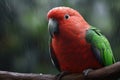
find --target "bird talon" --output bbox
[83,69,93,76]
[55,71,70,80]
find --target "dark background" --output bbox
[0,0,120,74]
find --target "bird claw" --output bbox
[55,71,70,80]
[83,69,93,76]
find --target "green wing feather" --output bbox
[86,26,115,66]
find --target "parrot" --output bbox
[47,6,115,79]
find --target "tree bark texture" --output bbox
[0,62,120,80]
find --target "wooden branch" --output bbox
[85,61,120,80]
[0,62,120,80]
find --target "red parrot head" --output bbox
[47,7,88,38]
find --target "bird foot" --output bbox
[83,69,93,76]
[55,71,70,80]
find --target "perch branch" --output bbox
[0,62,119,80]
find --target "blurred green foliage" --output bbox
[0,0,120,74]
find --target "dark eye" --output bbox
[64,14,70,19]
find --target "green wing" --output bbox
[86,26,115,66]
